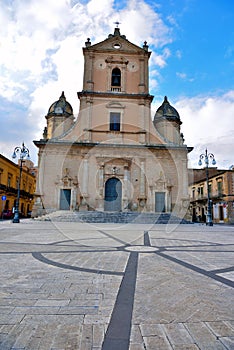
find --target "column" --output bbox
[138,104,146,143]
[71,189,75,210]
[139,160,146,197]
[138,58,145,93]
[182,159,188,197]
[122,65,126,92]
[167,186,172,212]
[99,165,104,196]
[87,100,93,142]
[107,64,112,91]
[87,53,94,91]
[123,165,130,211]
[124,166,129,197]
[82,158,89,197]
[81,99,92,142]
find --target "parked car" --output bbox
[2,210,13,219]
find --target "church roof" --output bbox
[84,26,150,55]
[48,91,73,116]
[154,96,181,123]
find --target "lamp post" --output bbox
[198,149,216,226]
[12,142,30,223]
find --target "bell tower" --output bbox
[44,91,74,139]
[77,26,154,144]
[154,96,184,144]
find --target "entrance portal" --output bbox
[60,189,71,210]
[219,205,224,221]
[104,178,122,211]
[155,192,165,212]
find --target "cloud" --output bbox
[0,0,233,172]
[0,0,173,105]
[224,45,234,59]
[176,72,187,79]
[119,0,172,47]
[176,72,194,82]
[0,0,175,164]
[176,50,182,59]
[0,1,67,102]
[151,48,171,68]
[87,0,114,15]
[176,91,234,169]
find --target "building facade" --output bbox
[33,27,192,219]
[189,168,234,224]
[0,154,36,218]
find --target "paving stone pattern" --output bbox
[0,220,233,349]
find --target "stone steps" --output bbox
[35,211,191,224]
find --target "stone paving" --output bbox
[0,219,233,349]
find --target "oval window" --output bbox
[113,42,121,49]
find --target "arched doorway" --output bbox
[104,178,122,211]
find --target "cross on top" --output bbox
[114,21,121,28]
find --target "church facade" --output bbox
[33,27,192,219]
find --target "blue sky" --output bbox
[157,0,234,98]
[0,0,233,168]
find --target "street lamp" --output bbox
[198,149,216,226]
[12,142,30,223]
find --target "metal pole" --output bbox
[12,159,23,223]
[205,157,213,226]
[1,201,4,220]
[198,148,215,226]
[12,143,30,223]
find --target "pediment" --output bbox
[106,101,125,109]
[87,36,146,54]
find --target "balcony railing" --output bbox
[190,190,225,202]
[111,87,121,92]
[0,184,33,199]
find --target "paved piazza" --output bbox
[0,220,233,350]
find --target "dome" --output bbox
[154,96,181,123]
[48,91,73,116]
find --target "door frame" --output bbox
[155,191,166,213]
[104,177,122,212]
[59,189,71,210]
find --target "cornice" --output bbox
[77,90,154,102]
[33,139,193,152]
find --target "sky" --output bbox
[0,0,233,169]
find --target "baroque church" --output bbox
[32,27,193,219]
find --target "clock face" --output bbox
[95,59,106,70]
[55,107,63,114]
[128,61,139,72]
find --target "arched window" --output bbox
[111,68,121,86]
